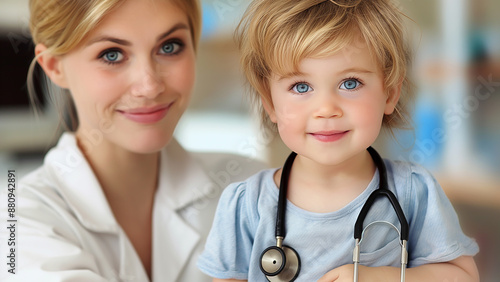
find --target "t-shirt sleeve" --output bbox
[405,164,479,267]
[197,181,257,279]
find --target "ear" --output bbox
[261,96,277,123]
[384,82,402,115]
[35,44,69,88]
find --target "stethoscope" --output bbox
[260,147,409,282]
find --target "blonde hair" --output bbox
[28,0,201,131]
[236,0,414,131]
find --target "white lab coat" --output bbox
[0,133,265,282]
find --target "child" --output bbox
[197,0,479,281]
[0,0,264,281]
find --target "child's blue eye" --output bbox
[340,79,360,90]
[292,83,312,94]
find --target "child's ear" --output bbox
[384,82,402,115]
[261,96,277,123]
[35,44,69,89]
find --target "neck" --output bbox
[76,134,159,207]
[292,150,375,191]
[276,149,377,213]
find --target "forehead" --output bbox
[85,0,189,41]
[274,34,379,79]
[271,25,368,73]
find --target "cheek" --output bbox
[166,56,196,95]
[65,58,124,102]
[352,101,385,135]
[83,75,126,113]
[70,73,129,132]
[270,93,302,125]
[274,102,302,131]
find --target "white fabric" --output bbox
[0,132,265,282]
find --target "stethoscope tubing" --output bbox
[354,147,409,241]
[265,147,409,282]
[275,151,297,239]
[353,147,409,282]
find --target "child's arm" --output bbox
[318,255,479,282]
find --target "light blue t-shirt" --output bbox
[197,159,479,281]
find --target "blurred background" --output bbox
[0,0,499,280]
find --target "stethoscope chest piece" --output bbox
[260,245,300,282]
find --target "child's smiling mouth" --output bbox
[309,130,349,142]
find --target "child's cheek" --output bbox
[275,104,300,131]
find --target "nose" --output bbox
[314,92,343,119]
[130,60,166,98]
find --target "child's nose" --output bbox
[314,92,343,118]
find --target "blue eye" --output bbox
[340,79,360,90]
[99,49,124,65]
[160,42,182,54]
[292,83,312,94]
[104,51,121,62]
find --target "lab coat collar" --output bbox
[45,133,215,281]
[152,203,200,281]
[44,133,215,233]
[45,133,118,233]
[154,139,214,281]
[156,138,215,211]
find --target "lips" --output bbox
[117,103,172,124]
[309,130,349,142]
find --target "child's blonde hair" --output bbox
[236,0,413,131]
[28,0,201,130]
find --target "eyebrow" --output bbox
[86,23,189,47]
[277,71,306,82]
[277,67,375,82]
[337,68,375,75]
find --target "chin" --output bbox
[126,132,174,154]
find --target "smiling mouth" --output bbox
[309,130,349,142]
[117,103,172,124]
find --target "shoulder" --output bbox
[18,165,59,199]
[218,168,277,206]
[193,151,267,179]
[198,169,276,279]
[5,164,83,246]
[383,159,444,209]
[188,150,269,193]
[384,158,440,193]
[16,132,88,206]
[17,141,74,212]
[214,168,277,223]
[383,158,452,216]
[13,133,116,233]
[382,160,480,263]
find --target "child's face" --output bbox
[54,0,195,154]
[266,41,399,166]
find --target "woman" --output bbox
[0,0,263,281]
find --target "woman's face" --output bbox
[55,0,195,154]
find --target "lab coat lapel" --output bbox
[158,139,217,210]
[118,229,150,281]
[153,207,200,281]
[152,139,214,281]
[45,133,118,233]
